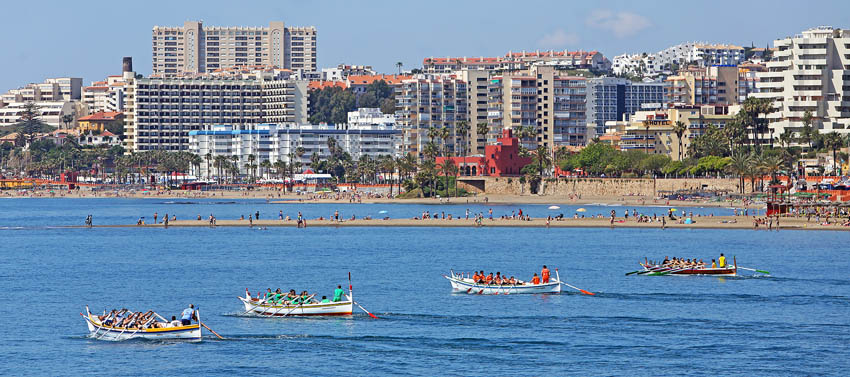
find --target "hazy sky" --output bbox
[1,0,847,90]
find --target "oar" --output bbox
[200,322,224,340]
[281,294,316,318]
[636,267,664,275]
[354,301,379,319]
[654,267,687,276]
[738,266,770,274]
[559,281,595,296]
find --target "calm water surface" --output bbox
[0,198,847,375]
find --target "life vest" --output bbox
[541,268,550,282]
[719,256,726,268]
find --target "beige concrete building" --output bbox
[488,65,587,149]
[395,75,468,159]
[751,26,850,139]
[605,104,742,160]
[665,66,740,106]
[152,21,316,76]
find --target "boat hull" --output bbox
[83,314,201,341]
[444,275,561,294]
[240,296,353,316]
[640,264,737,277]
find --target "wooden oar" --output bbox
[559,281,595,296]
[738,266,770,274]
[654,267,687,276]
[281,294,316,318]
[354,301,379,319]
[200,322,224,340]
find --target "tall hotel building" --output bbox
[151,21,317,75]
[120,58,308,153]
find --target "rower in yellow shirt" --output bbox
[718,253,726,268]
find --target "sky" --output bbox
[1,0,848,91]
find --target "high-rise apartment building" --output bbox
[151,21,316,76]
[395,75,468,159]
[488,66,587,148]
[422,50,609,74]
[585,77,667,136]
[752,26,850,138]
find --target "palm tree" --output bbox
[800,110,815,152]
[726,152,753,194]
[247,154,257,182]
[760,154,784,185]
[204,152,212,180]
[476,122,489,155]
[437,159,456,197]
[379,155,396,196]
[440,126,451,158]
[396,62,403,75]
[824,131,843,175]
[535,144,552,178]
[673,121,687,161]
[643,120,652,155]
[456,121,469,176]
[260,160,271,181]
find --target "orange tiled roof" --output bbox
[308,81,348,90]
[506,50,599,58]
[78,111,123,121]
[347,74,411,86]
[423,57,507,65]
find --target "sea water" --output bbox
[0,199,847,375]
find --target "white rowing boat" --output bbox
[239,289,354,316]
[443,270,562,295]
[81,306,202,341]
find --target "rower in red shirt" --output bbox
[541,265,551,283]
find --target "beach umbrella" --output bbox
[548,205,560,210]
[576,208,586,212]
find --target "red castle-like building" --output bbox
[436,128,532,176]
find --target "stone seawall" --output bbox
[460,177,743,197]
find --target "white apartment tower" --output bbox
[151,21,317,76]
[752,27,850,137]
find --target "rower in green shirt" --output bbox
[333,285,345,302]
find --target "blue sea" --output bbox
[0,198,847,375]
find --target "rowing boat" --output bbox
[81,306,202,341]
[239,289,353,316]
[443,270,562,295]
[638,256,738,277]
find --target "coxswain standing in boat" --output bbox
[180,304,196,325]
[541,265,551,284]
[333,285,345,302]
[718,253,727,268]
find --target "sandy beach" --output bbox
[1,188,762,209]
[83,215,848,231]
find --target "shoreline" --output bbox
[0,190,764,209]
[74,216,848,232]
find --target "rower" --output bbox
[531,273,540,285]
[541,265,550,284]
[472,271,480,283]
[718,253,727,268]
[333,285,345,302]
[485,273,494,284]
